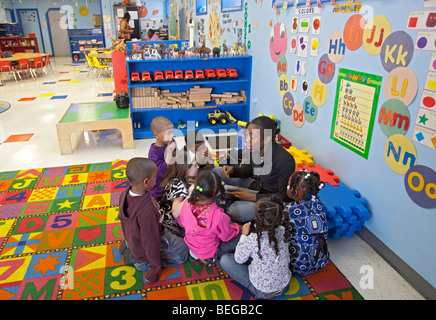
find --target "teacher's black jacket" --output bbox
[230,141,295,202]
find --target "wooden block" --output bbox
[211,94,233,98]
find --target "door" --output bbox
[17,9,45,53]
[47,9,70,56]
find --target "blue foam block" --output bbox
[318,183,370,239]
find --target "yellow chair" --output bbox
[92,56,111,79]
[85,53,97,78]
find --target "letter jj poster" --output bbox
[330,68,383,159]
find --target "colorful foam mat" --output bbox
[0,161,363,300]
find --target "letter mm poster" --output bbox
[330,68,383,159]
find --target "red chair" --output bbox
[15,59,36,80]
[0,61,18,83]
[31,57,45,76]
[43,54,54,74]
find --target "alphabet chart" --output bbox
[330,68,383,159]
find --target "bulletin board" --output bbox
[169,2,178,40]
[330,68,383,159]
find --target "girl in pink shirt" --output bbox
[177,170,240,266]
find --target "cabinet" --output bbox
[0,36,39,53]
[126,56,252,139]
[68,29,104,63]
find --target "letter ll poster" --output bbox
[330,68,383,159]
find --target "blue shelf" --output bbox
[129,79,250,88]
[127,55,252,139]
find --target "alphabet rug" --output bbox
[0,160,363,300]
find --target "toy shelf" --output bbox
[127,55,252,139]
[0,36,39,53]
[68,29,104,63]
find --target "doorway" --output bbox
[47,9,70,56]
[16,9,45,53]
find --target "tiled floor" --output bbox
[0,56,425,300]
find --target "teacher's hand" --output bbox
[229,187,256,202]
[221,165,234,179]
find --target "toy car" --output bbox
[141,71,152,82]
[154,70,164,81]
[204,68,216,79]
[185,70,194,80]
[174,70,184,80]
[226,68,238,79]
[215,68,227,79]
[207,109,237,125]
[130,72,140,82]
[195,69,205,80]
[164,70,174,80]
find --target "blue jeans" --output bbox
[220,253,283,300]
[213,166,257,223]
[130,229,188,272]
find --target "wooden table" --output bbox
[0,52,48,62]
[89,53,112,61]
[56,101,134,155]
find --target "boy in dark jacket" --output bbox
[118,157,188,282]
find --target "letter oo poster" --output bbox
[330,68,383,159]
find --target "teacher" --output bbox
[215,116,296,223]
[118,12,133,40]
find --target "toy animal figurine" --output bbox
[239,43,246,56]
[111,38,126,52]
[233,42,239,56]
[213,47,220,57]
[194,44,211,57]
[222,41,230,56]
[129,44,148,60]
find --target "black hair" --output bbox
[247,116,280,139]
[184,129,205,148]
[123,12,130,22]
[188,170,225,205]
[288,170,325,201]
[254,195,291,260]
[160,148,194,188]
[126,157,156,186]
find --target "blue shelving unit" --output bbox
[126,55,252,139]
[68,29,104,63]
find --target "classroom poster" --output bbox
[330,68,383,159]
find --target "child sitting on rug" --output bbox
[284,170,329,276]
[220,195,292,299]
[118,157,188,283]
[158,148,200,237]
[148,116,177,201]
[177,170,240,267]
[184,129,214,171]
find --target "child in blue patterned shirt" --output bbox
[285,170,329,276]
[220,195,292,299]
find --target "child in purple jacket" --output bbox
[177,170,240,267]
[148,116,176,200]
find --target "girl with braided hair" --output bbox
[285,170,330,276]
[220,195,292,299]
[177,170,240,267]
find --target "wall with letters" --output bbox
[196,0,436,290]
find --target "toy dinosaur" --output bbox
[111,38,126,52]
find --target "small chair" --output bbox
[31,57,45,76]
[84,52,97,78]
[0,60,18,83]
[15,58,36,80]
[91,56,111,79]
[43,54,54,74]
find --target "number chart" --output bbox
[330,68,383,159]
